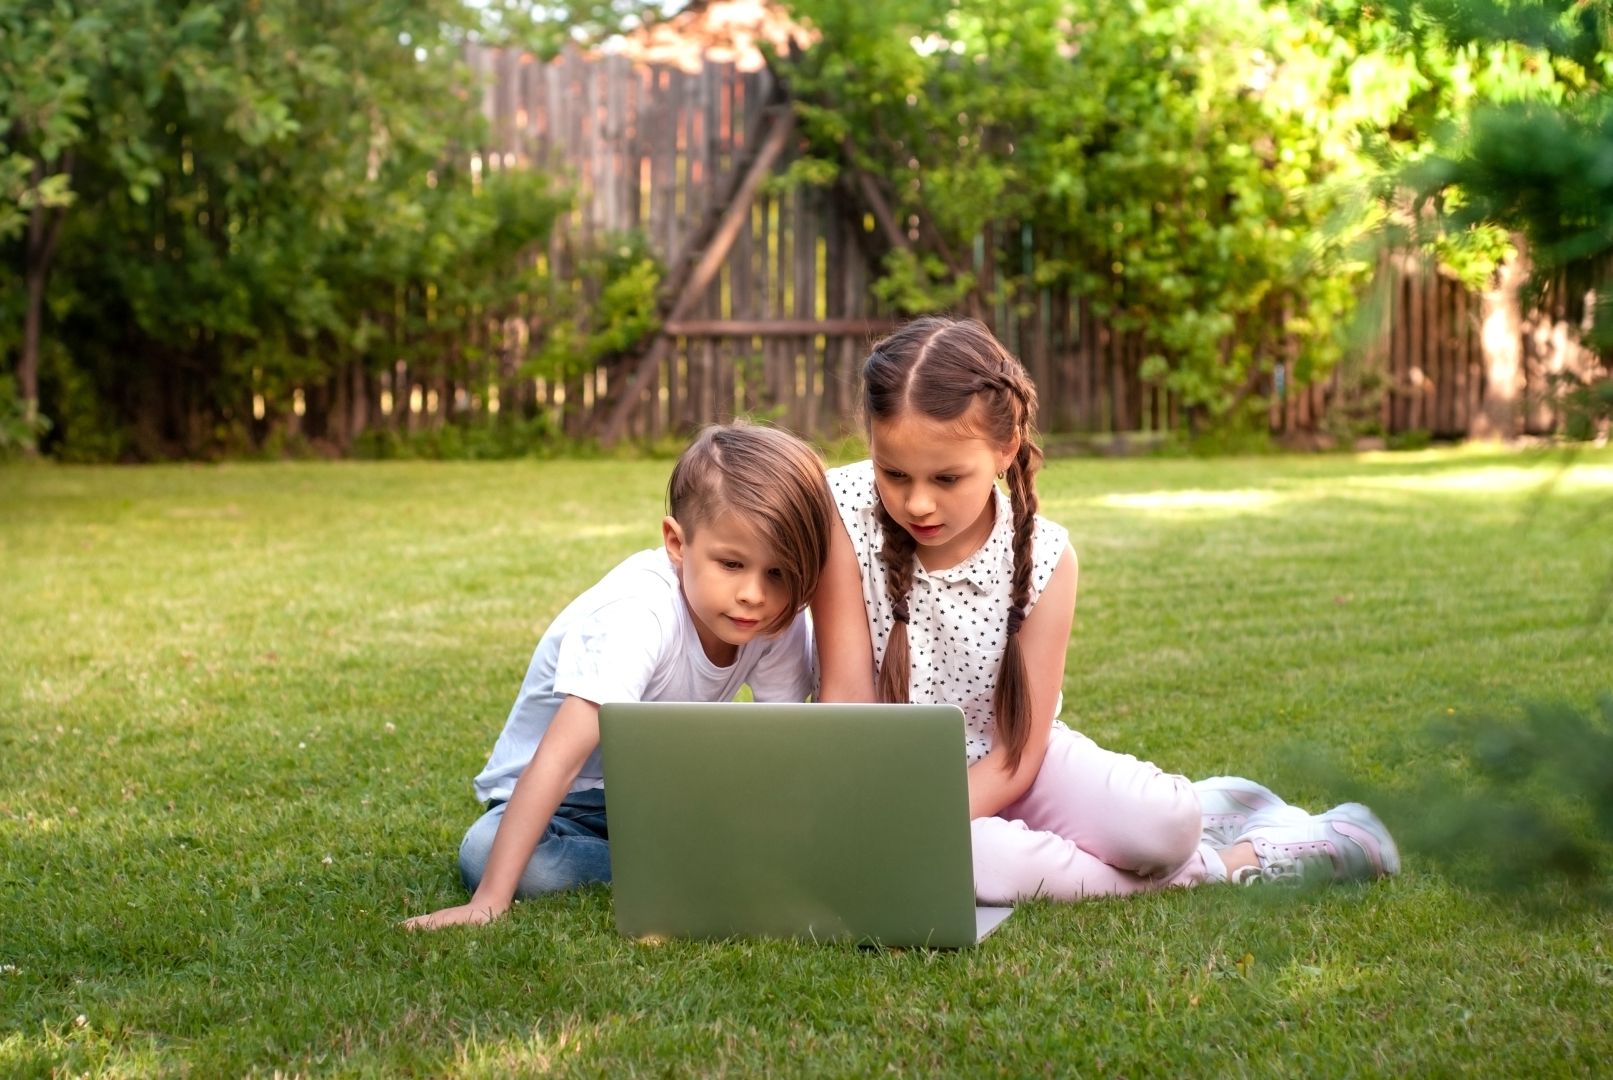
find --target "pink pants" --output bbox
[972,725,1213,903]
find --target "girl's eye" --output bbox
[766,568,785,581]
[935,475,959,485]
[882,469,908,481]
[720,560,743,571]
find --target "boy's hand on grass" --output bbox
[401,900,509,931]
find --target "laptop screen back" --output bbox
[599,702,983,947]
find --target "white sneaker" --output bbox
[1193,776,1287,848]
[1232,803,1401,885]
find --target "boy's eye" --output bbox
[719,560,743,571]
[766,567,785,581]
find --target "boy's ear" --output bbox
[662,516,686,567]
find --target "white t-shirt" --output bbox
[827,460,1070,764]
[472,547,815,802]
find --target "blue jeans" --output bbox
[457,787,611,897]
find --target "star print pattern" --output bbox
[828,460,1070,763]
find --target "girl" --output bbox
[405,421,836,929]
[811,316,1398,901]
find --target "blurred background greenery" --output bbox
[3,0,1609,460]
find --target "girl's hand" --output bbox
[401,899,509,931]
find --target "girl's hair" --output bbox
[667,421,835,636]
[862,316,1045,770]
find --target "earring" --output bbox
[996,469,1006,479]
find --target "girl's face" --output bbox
[663,511,791,666]
[869,411,1016,572]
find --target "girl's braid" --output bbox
[874,497,919,703]
[992,370,1044,769]
[1003,375,1043,628]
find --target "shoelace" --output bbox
[1232,853,1304,886]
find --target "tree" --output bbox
[0,2,105,444]
[1304,0,1608,440]
[781,0,1385,428]
[1,0,640,458]
[1399,0,1613,359]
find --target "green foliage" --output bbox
[0,0,586,458]
[1350,0,1613,357]
[871,248,977,314]
[0,1,92,242]
[1414,91,1613,353]
[479,0,673,57]
[784,0,1385,426]
[1327,697,1613,905]
[764,153,840,193]
[1155,418,1277,457]
[351,414,568,460]
[527,231,663,384]
[37,341,122,462]
[314,164,569,421]
[0,373,46,457]
[1385,427,1435,450]
[1558,371,1613,442]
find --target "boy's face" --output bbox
[869,411,1016,573]
[663,511,791,666]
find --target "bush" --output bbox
[0,374,47,459]
[37,350,123,463]
[350,414,567,461]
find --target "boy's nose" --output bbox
[737,573,766,604]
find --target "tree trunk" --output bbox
[20,156,71,448]
[349,361,369,447]
[329,366,350,450]
[1474,237,1529,441]
[21,261,45,438]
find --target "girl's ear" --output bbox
[996,434,1021,476]
[662,516,687,568]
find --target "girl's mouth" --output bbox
[909,523,943,539]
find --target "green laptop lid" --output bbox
[599,702,983,947]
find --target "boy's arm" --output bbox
[402,695,601,930]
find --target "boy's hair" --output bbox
[862,316,1046,771]
[667,421,835,636]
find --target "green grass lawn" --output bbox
[3,446,1611,1076]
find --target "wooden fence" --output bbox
[330,44,1606,447]
[1270,260,1607,442]
[458,44,891,443]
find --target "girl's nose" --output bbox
[906,488,935,517]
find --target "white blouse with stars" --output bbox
[827,459,1071,764]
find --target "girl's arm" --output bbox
[809,516,878,702]
[402,695,601,929]
[967,546,1078,818]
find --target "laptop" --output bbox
[597,701,1013,948]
